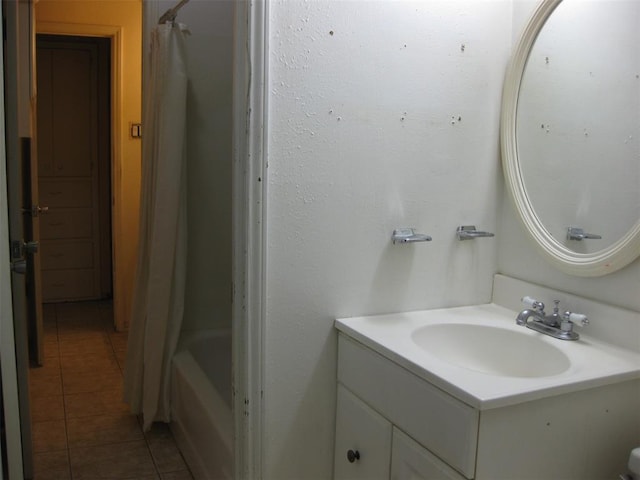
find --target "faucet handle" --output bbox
[521,296,545,312]
[567,227,602,241]
[563,311,589,327]
[392,228,432,245]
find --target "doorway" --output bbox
[29,33,117,478]
[27,34,193,478]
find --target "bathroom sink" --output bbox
[411,323,570,378]
[336,301,640,409]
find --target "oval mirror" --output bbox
[501,0,640,277]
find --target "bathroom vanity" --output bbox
[334,0,640,475]
[334,277,640,480]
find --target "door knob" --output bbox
[10,259,27,274]
[23,241,39,254]
[22,205,49,217]
[10,240,39,258]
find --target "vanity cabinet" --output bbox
[334,384,464,480]
[335,332,640,480]
[335,334,476,479]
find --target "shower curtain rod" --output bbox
[158,0,190,24]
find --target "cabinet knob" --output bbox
[347,449,360,463]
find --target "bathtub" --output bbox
[171,329,233,479]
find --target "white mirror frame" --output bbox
[501,0,640,277]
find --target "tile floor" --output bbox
[29,301,194,480]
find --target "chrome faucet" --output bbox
[516,296,588,341]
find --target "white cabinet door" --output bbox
[338,334,478,477]
[391,429,466,480]
[334,384,392,480]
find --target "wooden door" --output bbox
[36,35,112,302]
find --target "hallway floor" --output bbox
[29,301,194,480]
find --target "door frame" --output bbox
[232,0,268,477]
[36,22,125,329]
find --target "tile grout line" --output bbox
[55,303,74,480]
[142,433,161,478]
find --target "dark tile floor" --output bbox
[29,301,194,480]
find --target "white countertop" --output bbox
[335,303,640,410]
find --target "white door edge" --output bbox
[0,12,25,477]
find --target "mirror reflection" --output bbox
[516,0,640,254]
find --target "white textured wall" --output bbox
[145,1,234,332]
[498,1,640,312]
[265,1,512,477]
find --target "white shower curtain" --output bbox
[123,22,189,430]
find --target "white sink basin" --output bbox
[335,303,640,409]
[411,323,570,378]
